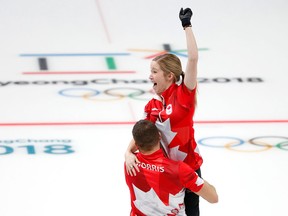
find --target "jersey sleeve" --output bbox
[178,162,204,192]
[177,83,196,109]
[143,101,151,120]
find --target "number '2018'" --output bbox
[0,145,74,155]
[198,77,263,83]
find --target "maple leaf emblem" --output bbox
[155,119,188,161]
[155,119,177,156]
[169,146,187,161]
[133,184,185,215]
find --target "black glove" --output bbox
[179,8,193,28]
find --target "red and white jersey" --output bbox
[125,149,204,216]
[143,83,203,170]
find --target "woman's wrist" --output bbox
[183,25,192,30]
[125,150,131,157]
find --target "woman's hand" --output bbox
[179,8,193,29]
[125,151,140,176]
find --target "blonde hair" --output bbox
[152,53,184,82]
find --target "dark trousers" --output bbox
[184,168,201,216]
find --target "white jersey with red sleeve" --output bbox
[143,83,203,170]
[125,149,204,216]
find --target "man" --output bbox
[125,120,218,216]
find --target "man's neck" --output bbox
[140,145,160,155]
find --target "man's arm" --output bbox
[195,179,218,203]
[179,162,218,204]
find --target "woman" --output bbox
[125,8,203,216]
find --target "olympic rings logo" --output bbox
[58,87,154,101]
[197,136,288,152]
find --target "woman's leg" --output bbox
[184,168,201,216]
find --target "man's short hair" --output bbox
[132,120,160,151]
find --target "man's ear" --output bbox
[158,132,162,140]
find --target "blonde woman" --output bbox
[125,8,204,216]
